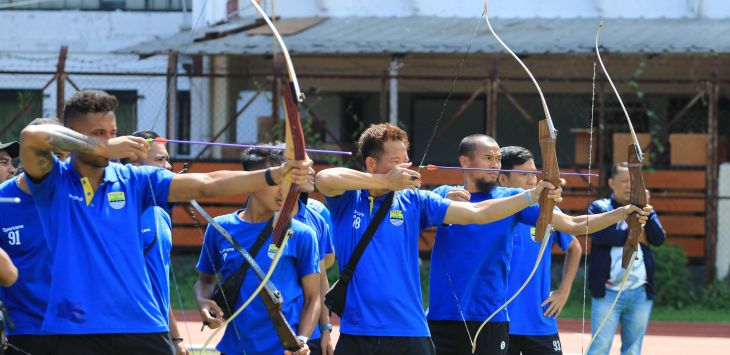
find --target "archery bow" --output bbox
[198,0,310,352]
[471,3,559,352]
[585,21,647,354]
[191,201,299,351]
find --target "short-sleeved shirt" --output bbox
[0,176,51,335]
[428,185,539,323]
[140,206,173,327]
[295,199,332,262]
[507,225,573,336]
[196,211,319,355]
[305,198,335,256]
[26,156,174,334]
[293,199,332,341]
[326,189,451,337]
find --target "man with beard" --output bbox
[195,148,319,355]
[122,130,188,355]
[19,90,311,355]
[315,124,564,355]
[427,134,652,355]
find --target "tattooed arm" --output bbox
[19,123,149,180]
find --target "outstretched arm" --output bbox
[443,181,562,225]
[315,163,420,197]
[20,123,149,180]
[167,158,310,202]
[552,205,653,235]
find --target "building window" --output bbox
[104,90,138,136]
[0,89,43,144]
[176,90,191,155]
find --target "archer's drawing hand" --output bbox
[386,162,421,190]
[99,135,150,161]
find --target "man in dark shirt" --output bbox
[587,162,666,355]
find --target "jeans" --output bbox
[588,286,653,355]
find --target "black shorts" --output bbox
[54,332,174,355]
[6,334,58,355]
[429,320,509,355]
[507,333,563,355]
[334,333,435,355]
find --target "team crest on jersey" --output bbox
[268,243,279,259]
[389,210,404,226]
[530,227,537,242]
[107,192,126,209]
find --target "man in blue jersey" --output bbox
[18,90,312,355]
[304,196,336,270]
[0,140,19,289]
[427,135,652,355]
[315,124,565,355]
[587,162,665,355]
[0,119,66,355]
[195,148,320,355]
[297,167,335,355]
[123,130,189,355]
[498,146,582,355]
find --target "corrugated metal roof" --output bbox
[120,16,730,56]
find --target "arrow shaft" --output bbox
[421,165,598,177]
[156,138,351,156]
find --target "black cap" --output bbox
[0,141,19,159]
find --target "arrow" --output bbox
[148,137,352,156]
[419,164,598,177]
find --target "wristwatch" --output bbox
[319,323,333,332]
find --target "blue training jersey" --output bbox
[26,156,174,334]
[0,176,51,335]
[326,189,451,337]
[197,211,319,355]
[140,205,173,327]
[305,198,335,256]
[293,199,332,340]
[507,224,574,336]
[428,185,538,323]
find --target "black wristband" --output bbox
[171,337,183,344]
[265,168,277,186]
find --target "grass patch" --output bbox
[169,252,202,311]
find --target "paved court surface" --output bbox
[175,311,730,354]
